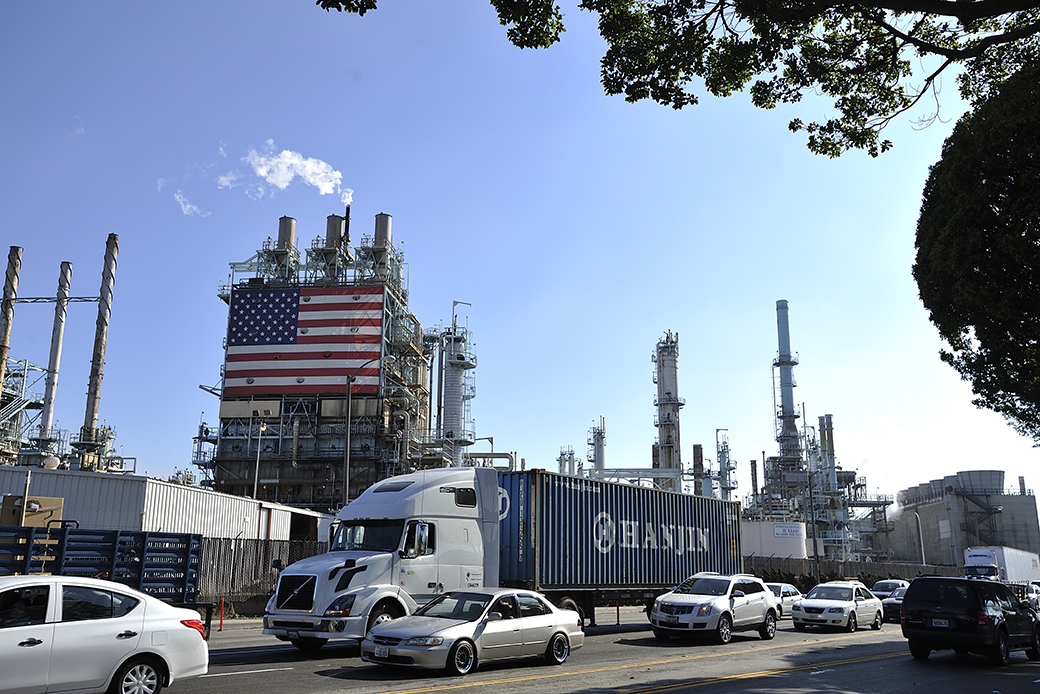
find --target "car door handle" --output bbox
[117,631,138,639]
[19,638,44,647]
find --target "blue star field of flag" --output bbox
[228,288,300,346]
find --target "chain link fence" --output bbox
[199,538,326,615]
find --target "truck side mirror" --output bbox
[272,559,284,572]
[328,521,340,548]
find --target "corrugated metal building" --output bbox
[0,467,332,540]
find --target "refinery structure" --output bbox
[191,209,480,511]
[2,212,1037,567]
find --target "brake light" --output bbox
[900,604,905,620]
[181,619,207,639]
[976,610,991,626]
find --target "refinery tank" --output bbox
[498,469,742,622]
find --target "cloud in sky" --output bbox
[174,190,210,217]
[220,140,353,204]
[70,116,86,138]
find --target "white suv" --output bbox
[649,573,778,644]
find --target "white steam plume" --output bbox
[174,191,210,217]
[243,140,353,204]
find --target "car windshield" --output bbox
[873,582,900,592]
[806,586,853,601]
[768,585,782,597]
[673,577,731,596]
[415,592,492,621]
[891,588,907,599]
[330,519,405,552]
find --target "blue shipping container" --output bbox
[498,470,742,592]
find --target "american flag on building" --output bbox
[222,285,385,396]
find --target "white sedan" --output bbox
[765,582,803,619]
[791,580,883,632]
[0,575,208,694]
[360,588,584,675]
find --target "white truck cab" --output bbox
[263,467,499,650]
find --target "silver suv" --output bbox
[649,573,778,644]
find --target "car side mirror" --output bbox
[486,612,503,622]
[731,590,745,598]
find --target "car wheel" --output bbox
[652,627,671,641]
[759,612,776,640]
[544,632,569,664]
[715,614,732,645]
[367,602,403,635]
[908,640,930,660]
[108,658,163,694]
[793,622,806,632]
[1026,627,1040,661]
[290,637,327,652]
[445,639,477,676]
[989,629,1010,666]
[871,612,882,630]
[845,613,857,632]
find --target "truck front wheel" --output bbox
[367,601,404,635]
[290,637,327,652]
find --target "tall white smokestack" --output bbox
[0,246,22,390]
[82,234,118,445]
[40,261,72,439]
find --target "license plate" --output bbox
[376,646,389,658]
[931,618,949,628]
[663,615,679,624]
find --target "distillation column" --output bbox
[651,331,684,489]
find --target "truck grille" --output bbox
[275,574,317,611]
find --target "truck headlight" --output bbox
[325,594,357,617]
[402,637,443,646]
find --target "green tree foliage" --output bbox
[317,0,1040,156]
[913,65,1040,441]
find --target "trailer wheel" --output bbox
[558,598,585,630]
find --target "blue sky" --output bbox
[3,1,1036,505]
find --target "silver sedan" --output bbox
[360,588,584,675]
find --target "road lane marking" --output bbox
[200,667,295,678]
[370,632,906,694]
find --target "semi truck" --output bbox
[262,467,742,650]
[963,546,1040,583]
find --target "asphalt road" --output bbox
[192,608,1040,694]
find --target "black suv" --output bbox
[900,576,1040,665]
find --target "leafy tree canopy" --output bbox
[913,65,1040,441]
[317,0,1040,156]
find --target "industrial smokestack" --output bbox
[82,234,118,444]
[343,203,352,249]
[0,246,22,391]
[325,215,343,248]
[774,299,802,465]
[40,261,72,439]
[751,460,759,498]
[277,216,296,250]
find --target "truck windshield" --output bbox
[331,519,405,552]
[963,566,997,577]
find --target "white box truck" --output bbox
[963,546,1040,583]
